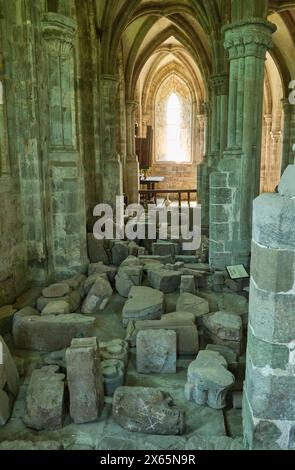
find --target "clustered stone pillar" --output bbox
[209,19,276,269]
[243,165,295,450]
[101,75,123,208]
[281,99,295,173]
[41,12,87,279]
[125,100,140,205]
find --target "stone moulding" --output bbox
[41,13,77,57]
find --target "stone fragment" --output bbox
[128,241,139,257]
[41,300,71,316]
[0,389,10,426]
[137,329,177,374]
[185,351,235,409]
[13,311,95,352]
[152,242,176,258]
[88,262,117,283]
[185,433,244,451]
[99,339,129,365]
[122,286,164,327]
[113,387,184,435]
[87,233,109,265]
[81,277,113,313]
[44,349,66,369]
[148,269,181,293]
[180,275,195,295]
[176,293,210,323]
[0,440,62,450]
[42,283,70,299]
[0,335,19,397]
[115,265,143,298]
[206,344,238,371]
[0,305,16,334]
[25,365,65,430]
[127,312,199,355]
[102,359,125,396]
[66,337,104,424]
[112,242,129,266]
[13,287,43,310]
[139,255,173,265]
[203,311,243,354]
[63,274,87,291]
[84,273,107,294]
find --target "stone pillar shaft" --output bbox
[101,75,123,207]
[243,165,295,450]
[209,18,276,269]
[125,100,139,204]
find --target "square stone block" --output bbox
[136,329,177,374]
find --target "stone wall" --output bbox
[149,163,197,200]
[0,0,89,305]
[243,165,295,450]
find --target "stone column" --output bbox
[101,75,123,208]
[197,103,210,234]
[125,100,139,205]
[243,164,295,450]
[260,114,272,193]
[209,19,276,269]
[281,99,295,173]
[42,13,88,279]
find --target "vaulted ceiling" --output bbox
[96,1,295,99]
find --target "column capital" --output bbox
[210,74,229,96]
[41,13,77,57]
[223,18,276,60]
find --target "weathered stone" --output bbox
[206,344,238,371]
[122,286,164,327]
[81,277,113,313]
[180,275,195,295]
[37,289,83,313]
[99,339,128,365]
[128,241,139,257]
[84,273,108,294]
[112,242,129,266]
[127,311,199,355]
[13,311,95,352]
[113,387,184,435]
[185,351,235,409]
[0,440,62,450]
[13,287,43,310]
[25,366,65,430]
[185,433,244,450]
[41,300,71,316]
[0,335,19,397]
[88,262,117,283]
[0,305,16,334]
[203,311,243,354]
[115,265,143,298]
[148,268,181,293]
[152,242,176,258]
[42,283,71,299]
[176,293,210,323]
[102,359,125,396]
[87,233,109,264]
[44,349,66,369]
[137,329,177,374]
[278,164,295,197]
[66,337,104,424]
[0,389,10,426]
[139,255,173,265]
[63,274,87,291]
